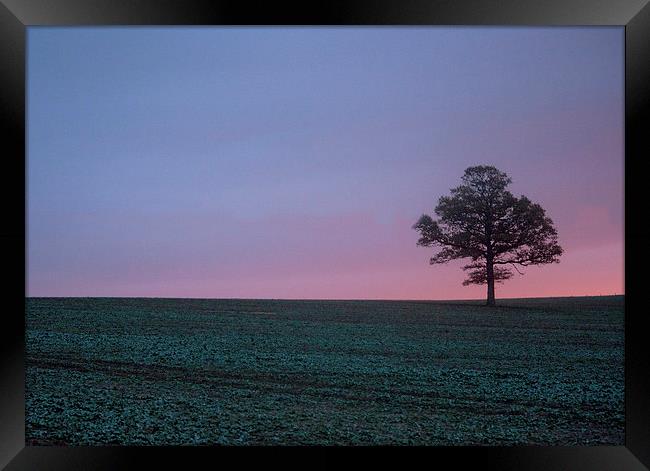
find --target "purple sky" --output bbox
[27,27,624,300]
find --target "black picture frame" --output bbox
[1,0,648,469]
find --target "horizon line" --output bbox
[25,293,625,302]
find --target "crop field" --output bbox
[25,296,624,445]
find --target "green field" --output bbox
[25,296,624,445]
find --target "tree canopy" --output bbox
[413,165,563,306]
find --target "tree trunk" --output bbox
[486,257,495,306]
[485,215,496,306]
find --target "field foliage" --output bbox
[26,296,624,445]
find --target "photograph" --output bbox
[25,26,625,446]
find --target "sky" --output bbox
[27,27,624,300]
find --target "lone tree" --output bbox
[413,165,562,306]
